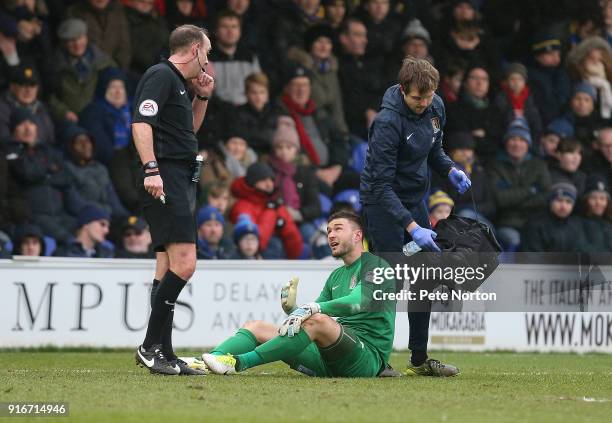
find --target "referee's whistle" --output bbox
[160,194,166,205]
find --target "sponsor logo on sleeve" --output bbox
[139,99,158,116]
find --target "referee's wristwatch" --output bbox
[196,94,209,101]
[142,161,158,171]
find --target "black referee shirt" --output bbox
[132,60,197,160]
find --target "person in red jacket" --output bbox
[230,162,304,259]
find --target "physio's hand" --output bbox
[280,277,299,315]
[144,171,165,200]
[409,224,441,252]
[449,167,471,194]
[278,302,320,337]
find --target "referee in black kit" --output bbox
[133,25,214,375]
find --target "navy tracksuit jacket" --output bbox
[360,84,455,353]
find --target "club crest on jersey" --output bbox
[431,117,441,133]
[350,274,358,289]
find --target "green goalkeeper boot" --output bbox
[405,358,460,377]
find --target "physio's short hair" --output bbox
[398,56,440,94]
[327,210,363,231]
[169,25,208,54]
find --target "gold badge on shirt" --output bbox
[431,117,441,133]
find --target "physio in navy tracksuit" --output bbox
[361,57,471,376]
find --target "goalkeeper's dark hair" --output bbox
[327,210,363,230]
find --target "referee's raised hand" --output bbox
[144,168,165,200]
[192,67,215,97]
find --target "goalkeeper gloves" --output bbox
[280,277,299,315]
[278,302,320,337]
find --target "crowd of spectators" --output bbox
[1,0,611,259]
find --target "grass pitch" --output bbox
[1,350,611,423]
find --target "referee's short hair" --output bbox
[169,25,209,54]
[398,56,440,95]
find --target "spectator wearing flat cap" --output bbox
[277,63,349,177]
[48,18,115,124]
[115,215,154,258]
[63,125,129,221]
[521,182,592,252]
[53,204,114,258]
[12,223,46,256]
[0,64,55,145]
[67,0,131,70]
[5,108,88,245]
[490,62,543,144]
[565,82,606,147]
[431,131,495,223]
[209,9,261,106]
[230,162,304,259]
[287,23,349,139]
[230,213,262,260]
[196,205,235,259]
[79,67,132,165]
[579,175,612,251]
[527,32,571,125]
[489,118,551,251]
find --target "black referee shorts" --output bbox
[140,159,197,252]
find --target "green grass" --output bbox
[1,351,611,423]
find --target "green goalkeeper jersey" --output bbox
[315,252,396,363]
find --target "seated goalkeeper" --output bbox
[201,210,396,377]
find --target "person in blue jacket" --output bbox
[360,56,471,377]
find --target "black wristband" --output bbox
[144,171,160,178]
[196,94,209,101]
[143,160,158,171]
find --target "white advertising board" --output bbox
[1,258,610,353]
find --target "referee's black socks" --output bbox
[149,279,178,361]
[143,271,187,351]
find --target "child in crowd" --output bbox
[231,214,262,260]
[428,190,454,228]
